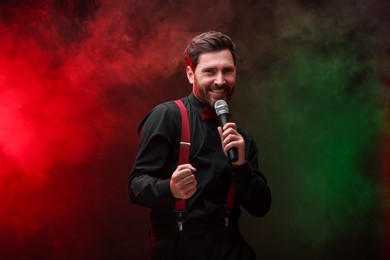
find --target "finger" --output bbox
[222,122,237,131]
[171,171,191,185]
[176,178,197,198]
[183,179,197,192]
[221,128,238,140]
[177,163,194,171]
[223,140,240,152]
[177,167,196,178]
[177,164,197,173]
[222,133,242,147]
[181,173,196,184]
[175,173,196,190]
[183,183,197,197]
[184,187,197,198]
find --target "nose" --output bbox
[214,72,225,86]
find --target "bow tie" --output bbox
[201,106,218,121]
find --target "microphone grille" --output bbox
[214,100,229,116]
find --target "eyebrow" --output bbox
[201,65,235,72]
[201,67,216,72]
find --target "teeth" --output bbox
[211,89,225,93]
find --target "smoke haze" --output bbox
[0,0,389,259]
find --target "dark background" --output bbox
[1,0,389,259]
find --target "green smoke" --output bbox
[236,4,385,259]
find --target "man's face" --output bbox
[186,49,236,107]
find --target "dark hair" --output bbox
[184,31,236,70]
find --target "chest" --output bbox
[187,115,231,176]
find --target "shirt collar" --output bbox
[188,92,218,121]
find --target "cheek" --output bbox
[197,77,213,87]
[226,75,236,84]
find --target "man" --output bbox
[129,31,271,260]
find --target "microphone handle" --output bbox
[228,148,238,163]
[218,113,229,126]
[218,113,239,163]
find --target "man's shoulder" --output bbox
[149,99,184,118]
[137,99,183,134]
[155,99,181,110]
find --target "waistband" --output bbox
[149,221,239,239]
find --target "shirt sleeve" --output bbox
[231,130,271,217]
[128,102,180,209]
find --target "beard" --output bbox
[193,81,235,108]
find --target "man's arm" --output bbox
[128,103,179,209]
[219,123,271,217]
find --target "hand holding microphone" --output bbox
[214,100,246,165]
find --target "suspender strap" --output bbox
[174,100,191,168]
[174,100,190,230]
[172,99,236,230]
[224,181,236,227]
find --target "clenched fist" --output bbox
[170,164,197,200]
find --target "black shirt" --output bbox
[129,92,271,225]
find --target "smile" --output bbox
[209,89,226,94]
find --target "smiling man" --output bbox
[129,31,271,260]
[187,48,236,106]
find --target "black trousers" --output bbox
[149,222,256,260]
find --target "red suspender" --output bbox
[174,100,191,168]
[224,181,236,227]
[174,100,190,230]
[173,99,236,230]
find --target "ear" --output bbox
[186,66,194,84]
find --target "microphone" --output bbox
[214,100,238,163]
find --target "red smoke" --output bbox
[0,0,193,257]
[2,0,388,259]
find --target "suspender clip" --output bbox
[175,210,185,231]
[224,207,231,227]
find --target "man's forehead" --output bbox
[197,50,235,67]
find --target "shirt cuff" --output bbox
[156,179,176,204]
